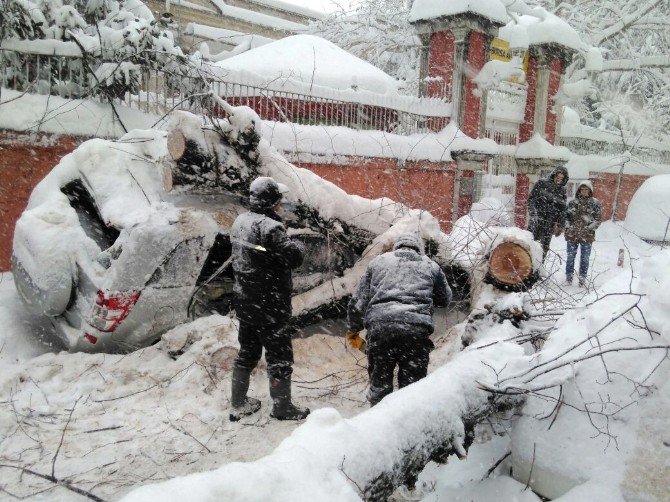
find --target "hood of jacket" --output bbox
[393,233,424,254]
[546,166,569,187]
[576,180,594,197]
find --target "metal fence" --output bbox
[0,49,449,135]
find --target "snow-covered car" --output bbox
[11,112,364,353]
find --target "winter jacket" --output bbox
[527,166,569,233]
[231,203,303,326]
[564,181,601,244]
[347,234,451,337]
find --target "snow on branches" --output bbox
[0,0,188,102]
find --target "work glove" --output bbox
[346,331,366,351]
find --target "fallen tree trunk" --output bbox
[166,110,260,191]
[120,336,524,502]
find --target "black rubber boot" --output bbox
[229,366,261,422]
[269,378,310,421]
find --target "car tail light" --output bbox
[88,290,141,332]
[84,333,98,344]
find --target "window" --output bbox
[61,180,119,250]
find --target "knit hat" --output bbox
[249,177,289,208]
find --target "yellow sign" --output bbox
[490,38,529,84]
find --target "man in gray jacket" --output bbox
[347,234,451,406]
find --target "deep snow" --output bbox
[1,221,668,501]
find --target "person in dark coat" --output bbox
[564,181,601,287]
[527,166,569,260]
[347,234,451,406]
[229,176,309,421]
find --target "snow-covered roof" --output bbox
[208,0,308,32]
[244,0,325,20]
[213,34,399,95]
[184,23,274,48]
[409,0,508,25]
[498,12,583,52]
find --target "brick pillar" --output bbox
[519,50,565,144]
[516,48,550,227]
[514,173,530,228]
[544,56,563,144]
[519,54,539,143]
[426,30,455,100]
[459,31,487,138]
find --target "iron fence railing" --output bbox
[0,49,449,135]
[559,136,670,165]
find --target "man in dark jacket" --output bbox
[229,176,309,421]
[527,166,569,260]
[347,234,451,406]
[565,181,601,287]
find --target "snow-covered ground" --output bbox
[0,222,668,501]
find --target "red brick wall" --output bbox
[461,31,487,139]
[0,132,83,271]
[296,157,457,230]
[544,57,563,144]
[592,172,648,221]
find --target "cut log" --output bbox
[486,241,537,291]
[489,242,533,286]
[166,129,186,161]
[166,110,257,191]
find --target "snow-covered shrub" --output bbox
[0,0,189,100]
